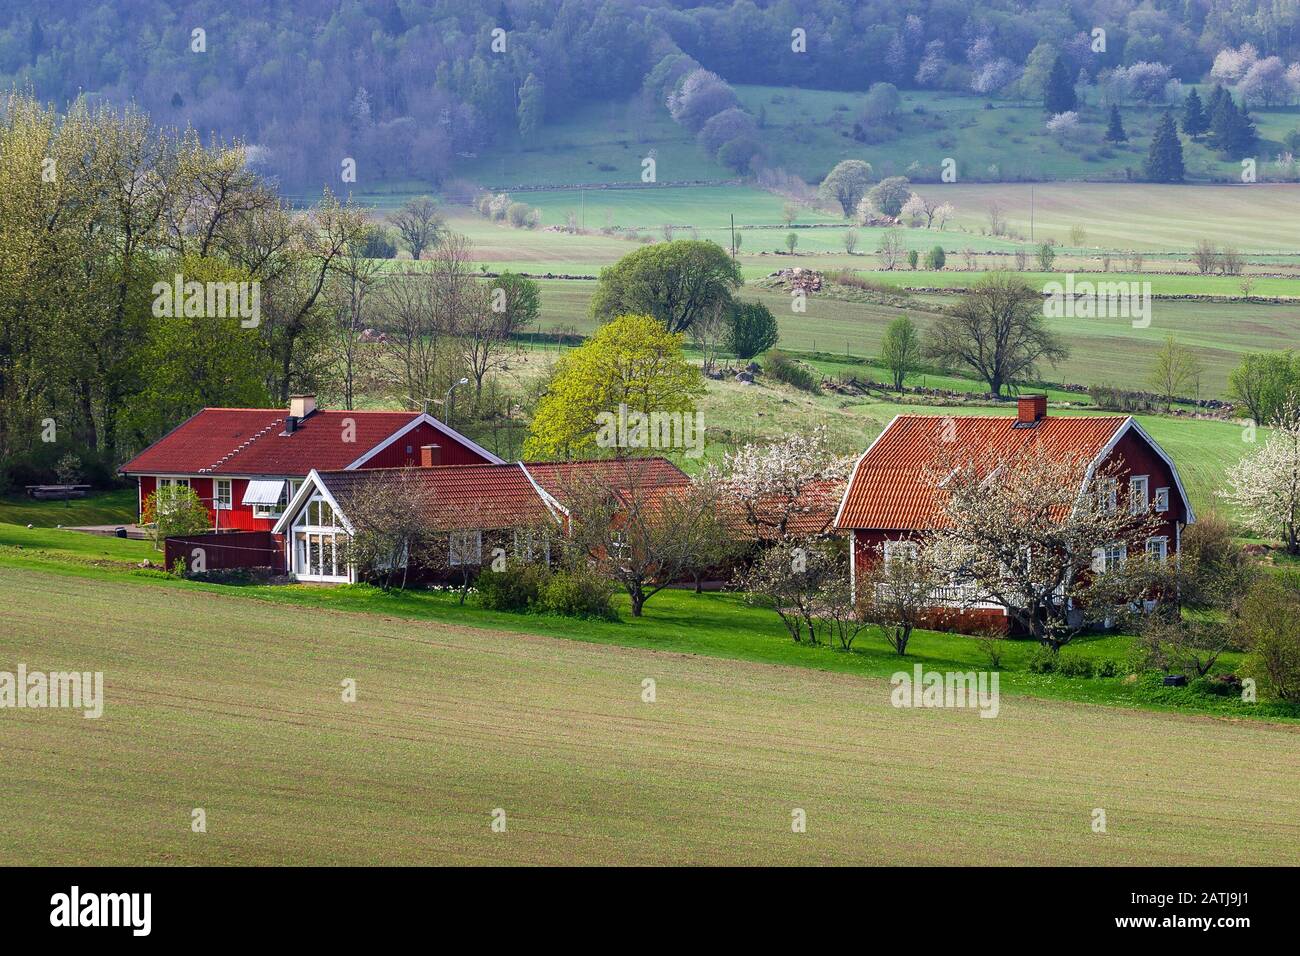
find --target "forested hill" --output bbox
[0,0,1293,190]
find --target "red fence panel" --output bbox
[165,531,286,574]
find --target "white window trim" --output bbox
[1129,475,1149,514]
[214,478,232,510]
[1097,477,1117,514]
[1145,536,1168,564]
[253,479,302,520]
[883,539,918,566]
[449,530,483,567]
[1154,486,1170,513]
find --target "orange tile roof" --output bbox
[834,414,1129,531]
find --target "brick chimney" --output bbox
[420,444,441,467]
[288,395,316,419]
[1016,394,1048,425]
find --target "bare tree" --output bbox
[561,463,719,617]
[688,301,729,374]
[737,540,843,644]
[389,196,444,261]
[876,228,906,270]
[857,540,946,655]
[336,469,435,591]
[926,272,1068,396]
[1147,334,1203,410]
[327,229,386,409]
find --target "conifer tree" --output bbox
[1044,55,1077,114]
[1105,104,1127,143]
[1181,87,1207,137]
[1144,110,1184,182]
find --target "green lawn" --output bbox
[0,523,1286,722]
[0,488,137,528]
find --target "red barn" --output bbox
[120,395,502,532]
[833,395,1195,631]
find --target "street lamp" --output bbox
[445,377,469,427]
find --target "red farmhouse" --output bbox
[833,395,1195,629]
[119,395,502,531]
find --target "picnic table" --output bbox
[24,484,92,501]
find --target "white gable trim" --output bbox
[344,413,504,470]
[517,462,570,522]
[1080,417,1195,524]
[833,414,901,530]
[273,470,355,536]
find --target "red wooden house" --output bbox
[833,395,1195,630]
[120,395,502,532]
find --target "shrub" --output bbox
[476,561,550,612]
[924,245,945,270]
[1095,659,1121,678]
[539,566,618,620]
[1026,645,1058,673]
[360,227,398,259]
[765,351,820,392]
[1056,655,1095,678]
[1237,578,1300,702]
[727,301,779,358]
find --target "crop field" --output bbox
[1,567,1296,866]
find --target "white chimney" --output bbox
[288,395,316,419]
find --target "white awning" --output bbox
[242,479,286,506]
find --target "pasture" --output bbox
[1,567,1296,865]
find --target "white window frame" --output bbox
[1145,536,1168,564]
[155,477,191,514]
[513,529,551,565]
[883,540,918,566]
[1129,475,1149,514]
[291,492,349,582]
[1097,477,1117,514]
[214,478,232,510]
[1154,486,1170,513]
[449,529,483,567]
[1104,543,1127,571]
[253,478,302,520]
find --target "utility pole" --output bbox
[1030,185,1035,243]
[730,213,736,258]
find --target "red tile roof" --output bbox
[523,458,691,508]
[834,413,1129,531]
[120,408,422,477]
[317,463,556,530]
[719,477,847,540]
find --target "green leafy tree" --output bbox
[818,160,874,217]
[880,315,922,391]
[142,485,212,551]
[727,301,779,359]
[589,240,742,334]
[1044,55,1077,114]
[784,231,798,253]
[1036,241,1056,271]
[925,245,946,270]
[1228,351,1300,425]
[865,176,912,218]
[524,314,704,459]
[1144,110,1184,182]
